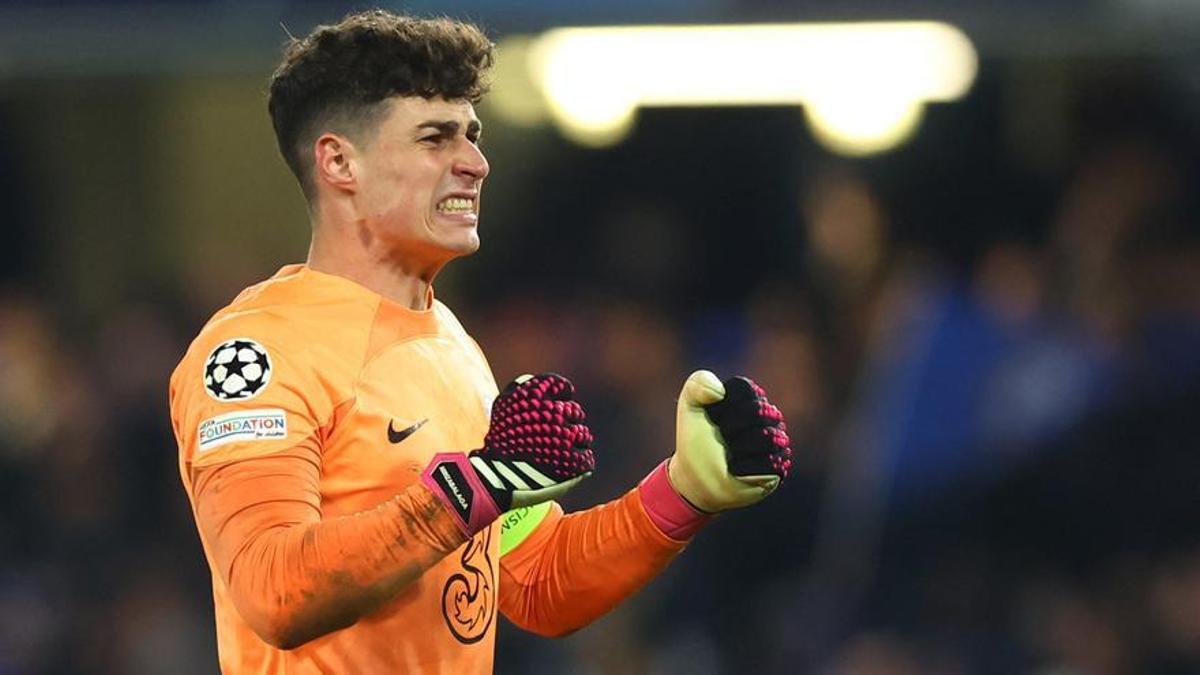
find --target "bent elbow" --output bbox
[250,614,309,651]
[241,598,361,650]
[240,604,330,651]
[518,615,586,639]
[538,625,582,639]
[505,596,600,638]
[266,629,310,651]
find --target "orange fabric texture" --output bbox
[171,265,503,674]
[498,487,688,637]
[171,264,696,673]
[190,449,469,662]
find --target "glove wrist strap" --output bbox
[421,452,502,537]
[638,460,713,541]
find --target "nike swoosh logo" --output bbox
[388,418,429,444]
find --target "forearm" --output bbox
[497,369,793,638]
[193,450,465,649]
[232,487,464,647]
[498,470,701,637]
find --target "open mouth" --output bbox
[436,196,475,215]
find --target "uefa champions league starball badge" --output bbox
[203,338,273,401]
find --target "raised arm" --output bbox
[498,370,793,636]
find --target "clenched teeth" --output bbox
[437,197,474,213]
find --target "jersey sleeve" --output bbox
[171,332,335,470]
[190,448,466,648]
[496,486,689,637]
[172,327,470,649]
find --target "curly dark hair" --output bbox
[268,10,493,198]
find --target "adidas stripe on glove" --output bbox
[668,370,792,513]
[422,373,595,537]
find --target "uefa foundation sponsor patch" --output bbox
[197,408,288,452]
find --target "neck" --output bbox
[306,204,445,311]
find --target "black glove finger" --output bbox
[724,422,788,459]
[490,398,582,432]
[535,372,576,401]
[707,397,785,439]
[728,451,781,478]
[488,418,579,450]
[532,435,594,480]
[497,372,575,404]
[575,446,596,474]
[514,443,594,482]
[729,446,793,478]
[570,423,594,450]
[702,376,757,422]
[759,402,784,425]
[560,400,586,424]
[727,428,792,478]
[499,373,536,397]
[703,375,777,428]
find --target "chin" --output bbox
[465,227,482,251]
[445,233,481,258]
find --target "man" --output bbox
[169,9,793,673]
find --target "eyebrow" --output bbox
[416,119,482,137]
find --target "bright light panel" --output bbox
[514,22,977,153]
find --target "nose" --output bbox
[454,140,489,181]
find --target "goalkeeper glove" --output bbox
[668,370,792,512]
[422,373,595,537]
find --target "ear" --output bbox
[312,133,358,194]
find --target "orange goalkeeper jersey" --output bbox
[170,264,694,674]
[171,264,502,673]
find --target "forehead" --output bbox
[379,96,479,130]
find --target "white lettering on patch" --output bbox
[197,408,288,452]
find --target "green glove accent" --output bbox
[498,502,553,557]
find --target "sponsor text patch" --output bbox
[197,408,287,452]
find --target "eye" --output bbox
[420,134,446,145]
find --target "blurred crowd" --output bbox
[3,105,1200,675]
[481,134,1200,675]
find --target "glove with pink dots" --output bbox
[422,373,595,537]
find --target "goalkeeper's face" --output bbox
[355,95,489,265]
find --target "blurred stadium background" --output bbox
[3,0,1200,673]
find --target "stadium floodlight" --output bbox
[501,22,977,153]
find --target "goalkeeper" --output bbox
[168,9,793,674]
